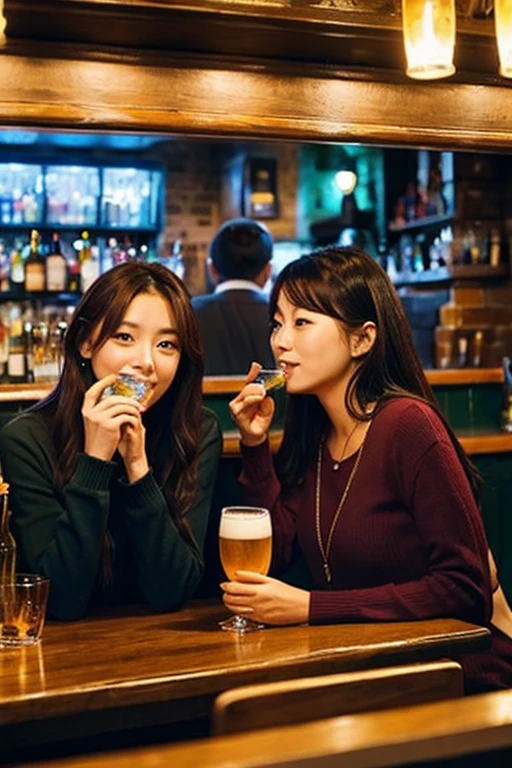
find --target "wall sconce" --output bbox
[335,169,359,228]
[495,0,512,78]
[402,0,456,80]
[334,170,358,196]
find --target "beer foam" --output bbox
[219,510,271,540]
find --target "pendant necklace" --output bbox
[315,424,369,585]
[331,420,359,471]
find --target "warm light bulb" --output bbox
[335,170,358,195]
[402,0,456,80]
[495,0,512,78]
[0,0,5,44]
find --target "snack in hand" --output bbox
[100,373,151,404]
[254,369,286,391]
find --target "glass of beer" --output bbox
[219,506,272,633]
[0,574,50,646]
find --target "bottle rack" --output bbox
[0,161,163,231]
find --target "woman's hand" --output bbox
[220,571,310,626]
[117,418,150,484]
[82,375,148,476]
[228,362,275,447]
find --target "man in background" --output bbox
[192,217,275,375]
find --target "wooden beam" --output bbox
[0,41,511,150]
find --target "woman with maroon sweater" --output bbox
[222,245,512,693]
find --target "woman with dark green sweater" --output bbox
[0,262,222,620]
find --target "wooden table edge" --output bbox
[0,622,491,726]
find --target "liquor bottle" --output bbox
[67,250,81,293]
[78,230,91,267]
[24,229,45,292]
[501,357,512,434]
[112,237,128,266]
[80,231,99,292]
[24,312,35,384]
[457,337,468,368]
[31,321,46,382]
[7,305,27,383]
[472,330,484,368]
[9,240,25,293]
[0,308,8,381]
[0,240,9,292]
[412,241,424,273]
[45,232,68,292]
[489,229,501,268]
[0,471,16,582]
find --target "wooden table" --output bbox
[0,600,490,755]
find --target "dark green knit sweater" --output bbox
[0,407,222,620]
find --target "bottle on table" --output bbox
[24,229,45,293]
[46,232,68,292]
[0,470,16,583]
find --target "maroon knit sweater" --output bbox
[239,397,512,693]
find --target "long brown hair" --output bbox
[33,261,205,549]
[270,246,481,500]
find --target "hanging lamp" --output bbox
[402,0,457,80]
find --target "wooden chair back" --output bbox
[28,688,512,768]
[212,658,463,735]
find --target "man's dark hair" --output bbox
[210,218,273,281]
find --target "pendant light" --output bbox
[495,0,512,78]
[402,0,456,80]
[0,0,6,44]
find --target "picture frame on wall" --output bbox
[242,157,279,219]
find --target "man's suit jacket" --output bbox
[192,289,274,375]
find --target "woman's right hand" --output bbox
[228,362,275,447]
[81,374,146,462]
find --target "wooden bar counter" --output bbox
[0,600,490,754]
[1,368,511,457]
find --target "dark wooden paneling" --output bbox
[1,0,499,77]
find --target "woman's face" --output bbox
[83,292,182,408]
[271,291,354,397]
